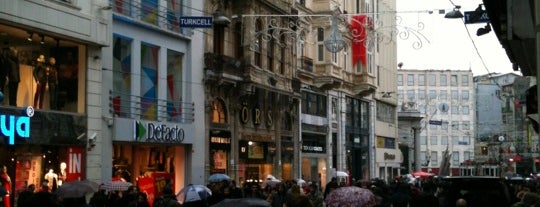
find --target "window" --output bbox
[279,35,286,74]
[267,26,275,72]
[462,121,470,130]
[397,74,403,86]
[451,121,459,130]
[440,74,447,86]
[211,98,227,123]
[420,151,427,165]
[302,91,327,116]
[140,43,159,120]
[407,74,414,86]
[451,105,459,114]
[429,74,436,86]
[332,98,337,121]
[112,36,132,117]
[441,136,448,145]
[377,101,396,123]
[166,49,184,121]
[440,90,447,100]
[397,90,403,99]
[141,0,158,25]
[255,20,263,67]
[166,0,183,32]
[234,22,243,59]
[429,90,437,100]
[442,122,448,130]
[431,151,438,166]
[420,136,427,145]
[451,75,458,86]
[451,90,459,100]
[462,105,469,115]
[418,74,425,86]
[418,90,425,100]
[462,90,469,101]
[345,97,369,128]
[452,151,459,166]
[430,136,438,145]
[317,28,324,61]
[462,136,470,145]
[461,74,469,86]
[464,151,471,161]
[332,52,338,64]
[407,90,415,100]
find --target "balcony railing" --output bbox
[110,0,191,36]
[204,53,245,77]
[109,90,195,123]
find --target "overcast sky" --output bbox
[395,0,517,76]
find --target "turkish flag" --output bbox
[351,15,367,67]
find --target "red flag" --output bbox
[514,101,521,108]
[351,15,367,67]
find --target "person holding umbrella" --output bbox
[153,185,181,207]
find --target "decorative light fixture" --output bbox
[476,23,491,36]
[213,12,231,25]
[444,5,464,19]
[324,15,346,53]
[39,34,45,44]
[27,32,33,42]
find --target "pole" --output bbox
[413,126,422,172]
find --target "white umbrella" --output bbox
[297,179,306,186]
[336,171,349,177]
[176,184,212,204]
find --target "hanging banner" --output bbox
[66,147,85,181]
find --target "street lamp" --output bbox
[445,5,464,19]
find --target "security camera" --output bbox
[77,133,86,140]
[88,132,97,143]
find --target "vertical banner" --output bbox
[66,147,85,181]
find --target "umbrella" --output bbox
[54,180,100,198]
[324,186,377,207]
[211,198,271,207]
[297,178,306,186]
[412,171,433,178]
[336,171,348,177]
[176,184,212,204]
[208,173,231,183]
[102,180,133,191]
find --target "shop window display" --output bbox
[0,25,83,113]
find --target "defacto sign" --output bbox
[2,106,34,145]
[134,121,185,143]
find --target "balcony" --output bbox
[351,73,377,96]
[204,53,245,85]
[312,64,343,90]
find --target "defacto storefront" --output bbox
[111,117,194,205]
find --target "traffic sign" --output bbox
[464,11,489,24]
[179,16,213,28]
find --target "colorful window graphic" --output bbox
[166,50,183,122]
[141,43,159,120]
[112,36,132,117]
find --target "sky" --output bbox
[395,0,517,76]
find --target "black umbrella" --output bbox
[210,198,271,207]
[54,180,99,198]
[0,186,6,196]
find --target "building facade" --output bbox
[0,0,109,205]
[204,0,398,187]
[397,69,474,175]
[101,0,205,202]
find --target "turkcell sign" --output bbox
[134,121,185,143]
[1,115,30,145]
[179,16,213,28]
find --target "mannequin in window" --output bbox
[33,55,46,109]
[47,57,58,109]
[0,47,9,95]
[58,162,67,186]
[6,48,20,106]
[44,169,58,191]
[0,165,11,207]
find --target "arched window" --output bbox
[211,98,227,124]
[267,24,275,72]
[254,19,263,68]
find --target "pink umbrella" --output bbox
[324,186,377,207]
[412,171,433,178]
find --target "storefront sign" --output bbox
[134,121,185,143]
[302,145,325,153]
[240,104,273,127]
[66,147,84,181]
[1,114,31,145]
[384,152,396,160]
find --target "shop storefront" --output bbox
[375,148,403,182]
[112,117,192,205]
[300,130,327,187]
[0,107,87,206]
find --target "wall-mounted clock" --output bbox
[439,103,449,113]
